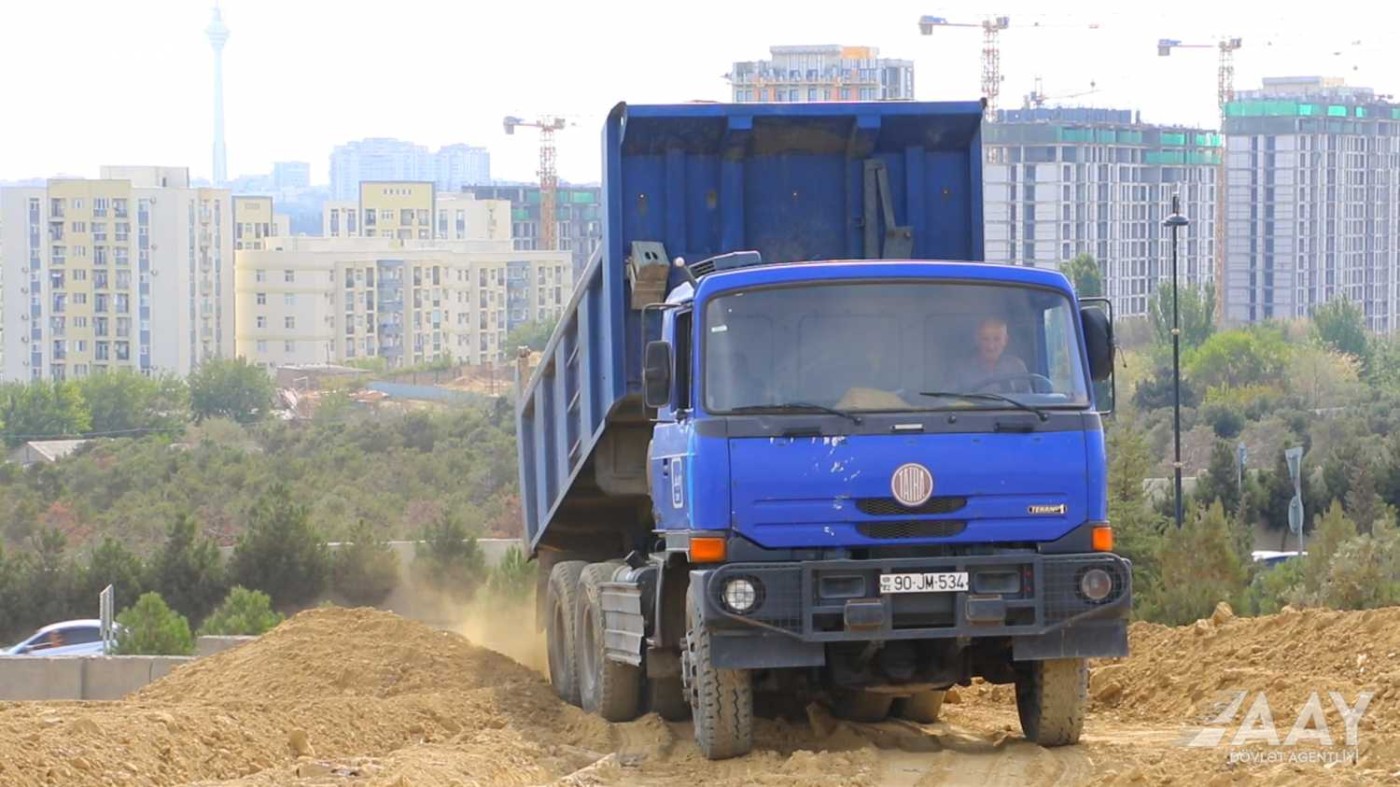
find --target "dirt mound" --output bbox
[137,606,533,705]
[1084,605,1400,736]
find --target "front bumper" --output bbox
[692,552,1131,646]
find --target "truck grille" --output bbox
[856,496,967,516]
[856,520,967,540]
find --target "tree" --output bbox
[0,380,92,447]
[330,519,400,606]
[1057,254,1103,298]
[1194,439,1242,517]
[197,586,284,636]
[1146,500,1248,625]
[1148,281,1215,350]
[1185,326,1291,391]
[1311,296,1370,366]
[74,537,147,617]
[230,483,330,610]
[113,592,195,655]
[189,357,276,425]
[78,371,188,437]
[505,319,558,353]
[149,514,228,626]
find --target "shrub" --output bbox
[412,513,485,600]
[331,520,400,606]
[198,586,284,636]
[114,592,195,655]
[485,545,534,602]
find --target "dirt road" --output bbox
[1,603,1398,786]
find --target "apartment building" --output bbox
[329,138,491,200]
[461,184,600,274]
[983,107,1221,317]
[323,182,509,243]
[234,237,571,368]
[0,166,234,381]
[727,45,915,103]
[232,196,291,251]
[1224,77,1400,331]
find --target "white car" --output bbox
[2,619,121,657]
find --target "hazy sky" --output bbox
[0,0,1391,186]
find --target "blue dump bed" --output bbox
[516,100,986,554]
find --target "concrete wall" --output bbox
[0,656,195,701]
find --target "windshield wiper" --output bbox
[918,391,1048,422]
[729,402,864,424]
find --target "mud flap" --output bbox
[601,581,646,666]
[1012,621,1128,661]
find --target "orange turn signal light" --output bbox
[1091,525,1114,552]
[688,536,727,563]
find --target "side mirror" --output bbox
[643,340,673,409]
[1080,306,1114,382]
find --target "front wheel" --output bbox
[1014,658,1087,746]
[684,587,753,760]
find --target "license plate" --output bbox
[879,572,969,594]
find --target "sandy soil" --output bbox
[2,601,1398,786]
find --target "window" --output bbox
[284,293,296,306]
[284,270,294,283]
[284,316,295,329]
[256,292,267,306]
[284,341,296,352]
[256,316,267,329]
[256,270,266,282]
[256,340,268,352]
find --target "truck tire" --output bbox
[894,690,945,724]
[832,689,895,723]
[647,674,691,721]
[576,562,643,721]
[1015,658,1087,746]
[546,560,587,706]
[685,586,752,760]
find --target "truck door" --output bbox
[649,308,695,531]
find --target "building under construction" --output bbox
[1223,76,1400,333]
[726,45,914,103]
[982,107,1221,318]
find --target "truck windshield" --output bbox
[703,280,1090,414]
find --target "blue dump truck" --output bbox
[515,100,1130,760]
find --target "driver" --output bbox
[952,316,1029,393]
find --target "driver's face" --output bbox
[976,322,1008,364]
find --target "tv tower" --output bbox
[205,4,230,185]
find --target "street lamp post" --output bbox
[1164,195,1190,530]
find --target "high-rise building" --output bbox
[234,236,571,368]
[982,107,1221,317]
[272,161,311,191]
[461,184,601,275]
[329,139,491,200]
[233,196,291,251]
[1224,77,1400,331]
[1,167,234,381]
[727,45,915,103]
[205,5,230,185]
[321,182,509,243]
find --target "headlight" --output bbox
[1080,567,1113,602]
[722,577,759,614]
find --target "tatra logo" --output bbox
[891,463,934,508]
[1028,504,1068,515]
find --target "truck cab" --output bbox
[516,100,1130,761]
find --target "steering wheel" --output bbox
[971,372,1056,394]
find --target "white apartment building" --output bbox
[234,237,571,369]
[0,166,234,381]
[322,184,510,243]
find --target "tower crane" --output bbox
[919,14,1101,121]
[503,115,572,251]
[1157,36,1242,327]
[1023,78,1099,109]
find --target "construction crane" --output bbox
[1157,36,1242,327]
[503,115,571,251]
[919,15,1101,121]
[1023,78,1099,109]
